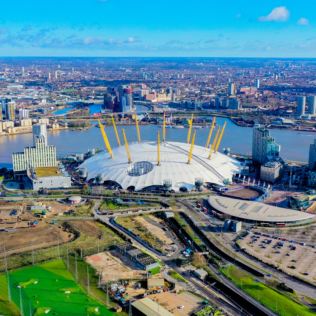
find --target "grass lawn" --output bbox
[148,265,161,275]
[174,213,204,248]
[168,270,187,283]
[35,167,60,178]
[116,217,164,253]
[7,260,114,316]
[221,265,315,316]
[74,200,95,216]
[99,200,127,211]
[0,274,20,315]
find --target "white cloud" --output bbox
[259,6,290,22]
[297,17,309,26]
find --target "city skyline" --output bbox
[1,0,316,57]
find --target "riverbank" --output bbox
[0,119,312,163]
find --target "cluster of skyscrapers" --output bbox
[103,85,135,113]
[212,82,241,111]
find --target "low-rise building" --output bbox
[132,298,173,316]
[260,161,282,183]
[28,167,71,191]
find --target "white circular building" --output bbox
[79,141,241,192]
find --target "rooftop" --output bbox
[132,297,173,316]
[80,141,241,192]
[208,196,315,223]
[34,167,60,178]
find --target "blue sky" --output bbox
[0,0,315,57]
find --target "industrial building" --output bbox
[208,196,315,226]
[79,117,241,192]
[131,298,173,316]
[116,243,160,272]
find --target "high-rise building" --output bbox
[228,97,241,110]
[0,100,5,121]
[256,79,260,89]
[18,108,30,120]
[307,96,316,115]
[33,124,48,146]
[5,101,16,121]
[12,132,57,173]
[227,82,236,96]
[309,139,316,170]
[252,124,281,165]
[119,85,134,113]
[296,96,306,116]
[103,88,119,112]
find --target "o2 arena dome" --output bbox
[79,118,241,192]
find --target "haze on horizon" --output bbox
[0,0,315,58]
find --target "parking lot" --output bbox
[239,232,316,285]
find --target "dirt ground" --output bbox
[69,220,104,238]
[148,291,203,316]
[239,232,316,285]
[0,223,72,256]
[136,216,174,246]
[86,251,146,283]
[223,186,260,200]
[263,190,294,204]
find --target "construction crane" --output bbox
[187,130,196,164]
[208,126,221,159]
[111,115,121,146]
[157,131,161,166]
[134,114,141,143]
[162,112,166,142]
[122,129,132,164]
[187,114,194,143]
[205,117,216,148]
[215,121,227,153]
[98,119,113,158]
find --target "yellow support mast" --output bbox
[98,119,113,158]
[205,117,216,148]
[157,131,161,166]
[135,114,141,143]
[208,126,221,159]
[162,112,166,142]
[187,130,197,164]
[215,121,227,153]
[187,114,194,143]
[122,129,132,164]
[111,115,121,146]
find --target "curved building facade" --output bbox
[79,141,241,192]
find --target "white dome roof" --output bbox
[80,141,241,192]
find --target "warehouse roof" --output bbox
[132,298,173,316]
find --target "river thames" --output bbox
[0,117,313,165]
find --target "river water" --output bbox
[0,116,313,165]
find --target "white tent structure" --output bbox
[80,141,241,192]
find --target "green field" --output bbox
[6,260,113,316]
[221,265,315,316]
